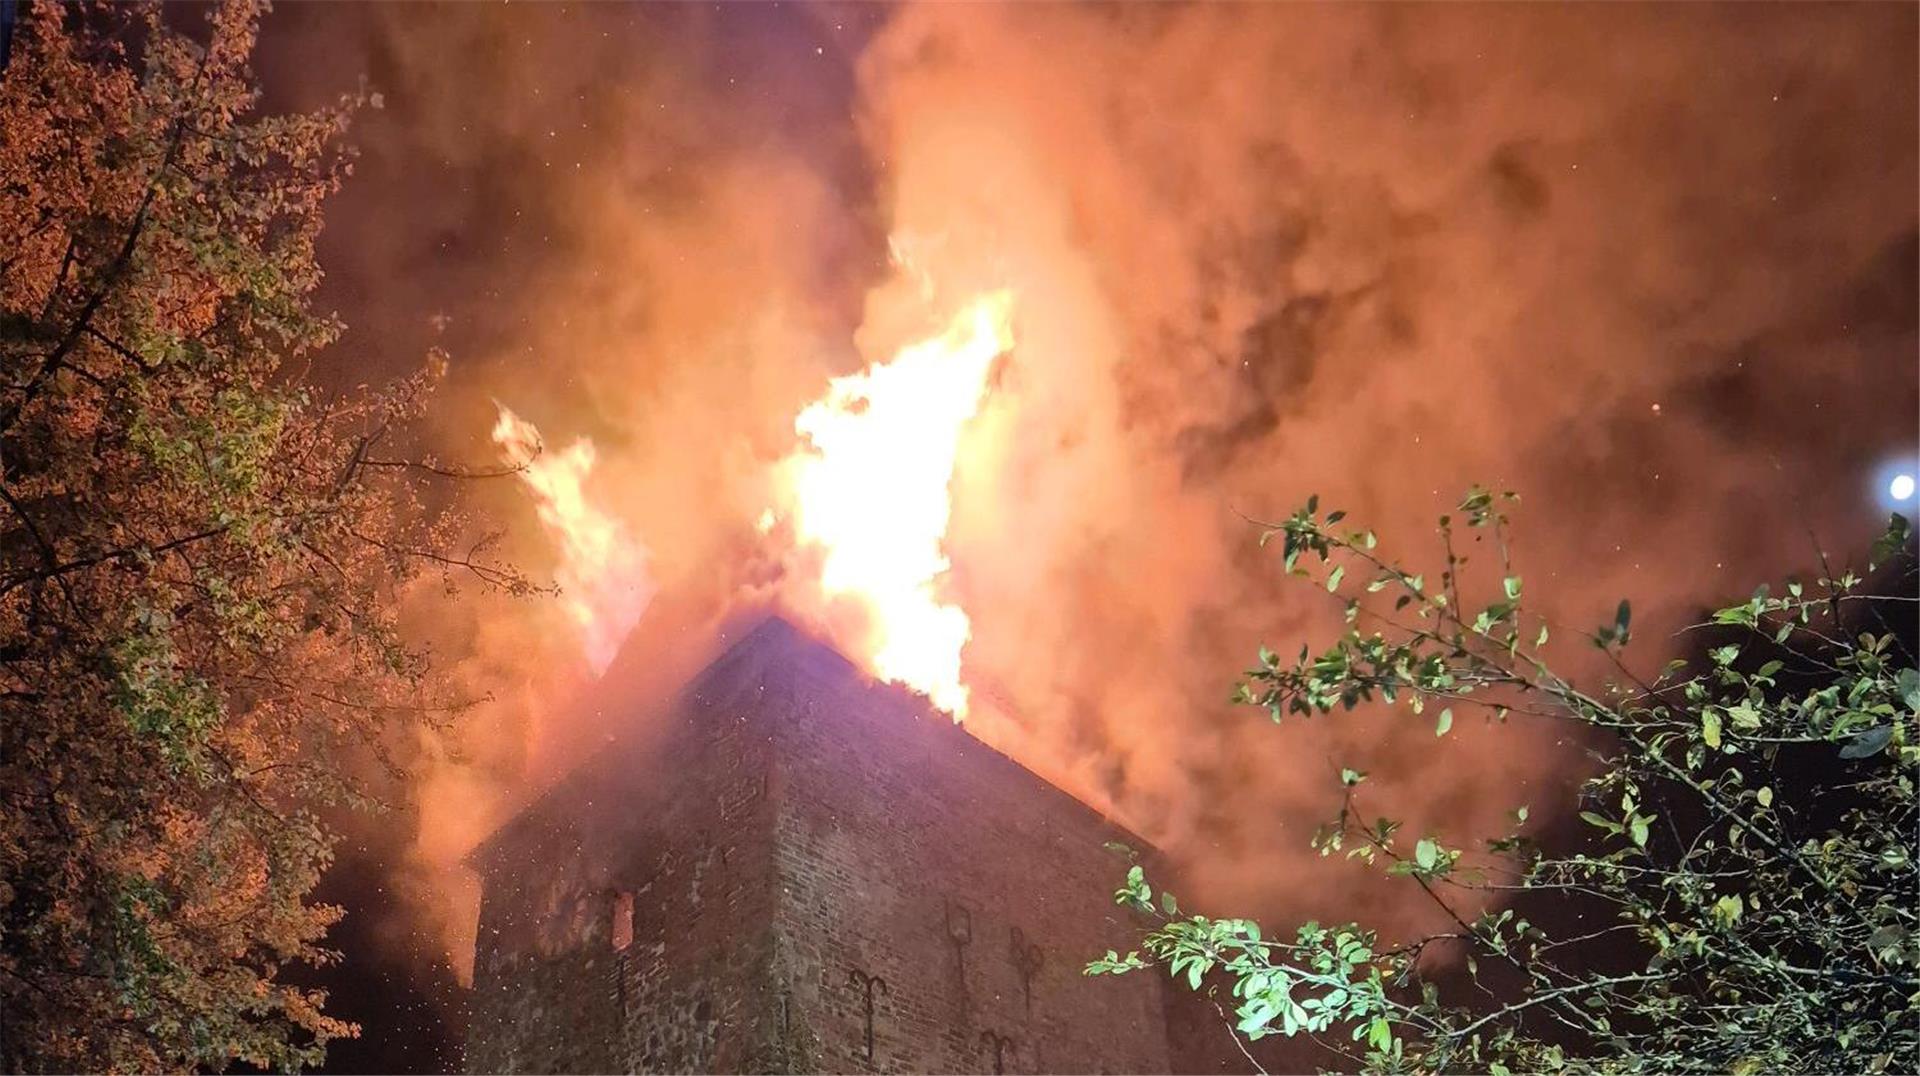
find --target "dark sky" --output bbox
[249,4,1917,1071]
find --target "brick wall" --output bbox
[466,616,1173,1074]
[762,623,1169,1074]
[467,633,785,1073]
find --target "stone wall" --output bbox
[761,625,1170,1074]
[467,634,784,1074]
[466,616,1173,1074]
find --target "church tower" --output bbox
[464,615,1172,1074]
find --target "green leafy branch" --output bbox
[1095,491,1918,1074]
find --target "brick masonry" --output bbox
[467,616,1212,1074]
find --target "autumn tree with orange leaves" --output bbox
[0,4,525,1070]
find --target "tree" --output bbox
[1,4,525,1070]
[1089,489,1918,1074]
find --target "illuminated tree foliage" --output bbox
[1,4,524,1071]
[1091,491,1917,1074]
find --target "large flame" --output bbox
[774,291,1015,718]
[491,405,653,675]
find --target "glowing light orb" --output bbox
[1891,473,1916,503]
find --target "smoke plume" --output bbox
[259,0,1915,1013]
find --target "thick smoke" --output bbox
[260,0,886,987]
[262,0,1915,1014]
[851,2,1916,927]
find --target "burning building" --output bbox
[464,614,1207,1074]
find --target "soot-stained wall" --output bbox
[466,624,784,1073]
[466,616,1172,1074]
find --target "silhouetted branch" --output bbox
[357,452,537,480]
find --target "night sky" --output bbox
[245,4,1917,1071]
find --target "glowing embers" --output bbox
[492,405,652,674]
[773,291,1015,719]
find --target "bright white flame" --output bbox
[492,405,652,674]
[1891,473,1916,503]
[777,291,1015,717]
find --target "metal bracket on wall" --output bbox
[847,968,889,1065]
[1009,926,1044,1011]
[944,898,975,1009]
[979,1030,1016,1075]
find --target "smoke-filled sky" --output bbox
[256,2,1916,1069]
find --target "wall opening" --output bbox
[611,890,635,951]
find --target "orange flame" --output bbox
[773,291,1015,718]
[491,405,653,674]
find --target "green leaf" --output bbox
[1503,575,1522,600]
[1284,1000,1309,1035]
[1535,622,1549,647]
[1414,839,1437,870]
[1839,725,1892,759]
[1237,1000,1277,1035]
[1368,1016,1392,1051]
[1629,815,1649,848]
[1614,599,1632,641]
[1161,890,1179,916]
[1872,513,1912,566]
[1326,565,1345,593]
[1898,668,1920,713]
[1868,923,1909,955]
[1434,708,1453,738]
[1701,710,1723,750]
[1339,768,1367,787]
[1713,603,1758,627]
[1712,894,1744,928]
[1756,786,1773,808]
